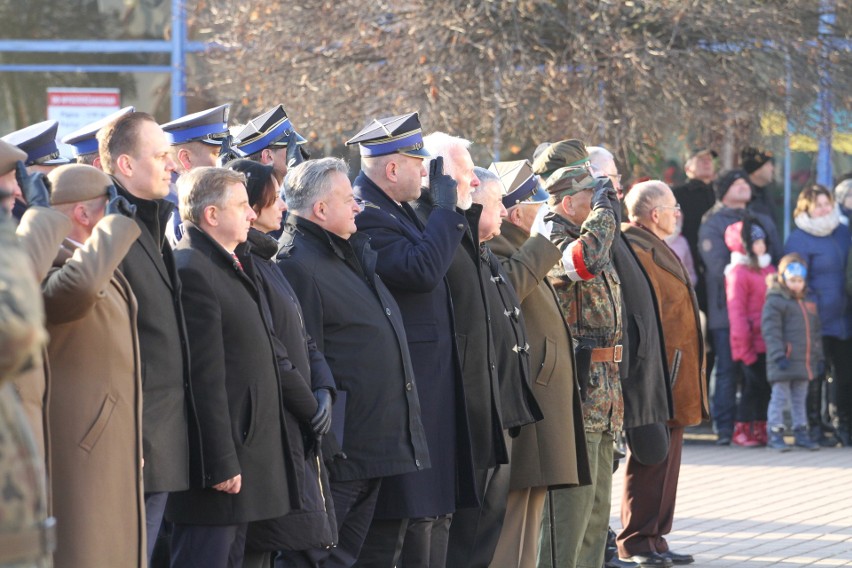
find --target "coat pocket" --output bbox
[242,385,259,447]
[79,393,117,453]
[535,338,558,387]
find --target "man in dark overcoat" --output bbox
[349,113,477,568]
[278,157,431,567]
[96,112,201,560]
[166,167,291,567]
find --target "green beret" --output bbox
[532,139,589,179]
[48,164,112,205]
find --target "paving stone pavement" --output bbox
[610,436,852,567]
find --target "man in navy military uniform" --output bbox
[61,106,135,167]
[234,105,308,183]
[161,104,232,244]
[349,113,477,568]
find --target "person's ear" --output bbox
[313,200,327,221]
[115,154,133,177]
[177,148,192,171]
[561,194,573,214]
[202,205,218,226]
[385,160,397,183]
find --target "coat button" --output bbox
[385,307,392,316]
[415,459,422,468]
[406,382,413,391]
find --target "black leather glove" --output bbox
[590,176,616,212]
[105,184,137,218]
[311,388,332,436]
[285,131,309,169]
[429,156,458,211]
[15,162,51,208]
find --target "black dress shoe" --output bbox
[660,550,694,565]
[622,552,673,567]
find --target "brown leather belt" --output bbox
[0,517,56,564]
[591,345,623,363]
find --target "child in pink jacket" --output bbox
[725,219,775,447]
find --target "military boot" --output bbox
[793,426,819,450]
[767,426,791,452]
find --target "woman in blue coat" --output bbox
[784,184,851,446]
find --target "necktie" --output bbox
[231,253,243,271]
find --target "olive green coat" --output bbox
[489,222,590,490]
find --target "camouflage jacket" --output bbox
[547,207,624,433]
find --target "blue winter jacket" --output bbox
[784,223,852,339]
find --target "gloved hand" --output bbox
[311,388,332,436]
[776,356,790,371]
[285,131,309,169]
[530,203,553,240]
[590,176,616,212]
[105,184,137,218]
[216,135,245,167]
[15,161,51,208]
[429,156,458,211]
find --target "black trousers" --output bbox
[445,460,511,568]
[355,515,453,568]
[170,522,248,568]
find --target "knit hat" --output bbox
[778,253,808,282]
[740,147,774,174]
[532,139,588,180]
[48,164,112,205]
[714,169,748,201]
[224,158,274,208]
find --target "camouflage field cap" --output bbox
[544,164,596,197]
[532,138,589,179]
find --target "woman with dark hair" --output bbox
[226,158,339,566]
[784,184,851,447]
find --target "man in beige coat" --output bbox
[488,160,590,568]
[620,180,709,566]
[2,138,71,469]
[42,164,146,568]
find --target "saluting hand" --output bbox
[15,161,51,208]
[429,156,458,211]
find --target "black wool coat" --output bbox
[113,180,200,493]
[277,216,430,484]
[482,246,543,431]
[610,228,674,429]
[353,172,478,518]
[238,228,337,551]
[412,197,507,472]
[165,224,291,525]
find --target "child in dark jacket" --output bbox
[761,254,824,451]
[725,218,775,446]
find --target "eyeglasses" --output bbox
[655,204,681,212]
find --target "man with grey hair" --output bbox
[278,157,431,568]
[451,166,543,567]
[349,113,476,568]
[167,166,293,568]
[416,134,507,568]
[587,146,623,200]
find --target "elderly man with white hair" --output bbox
[618,180,709,567]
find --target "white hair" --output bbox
[587,145,615,176]
[422,132,472,187]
